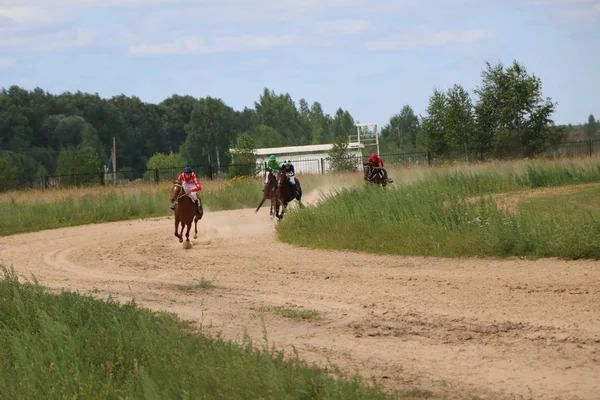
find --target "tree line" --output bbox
[1,59,598,190]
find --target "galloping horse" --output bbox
[363,162,392,187]
[255,168,278,216]
[274,170,302,220]
[170,181,202,245]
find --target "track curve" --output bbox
[1,206,599,399]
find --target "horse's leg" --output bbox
[255,196,266,213]
[193,215,198,239]
[270,197,277,217]
[185,221,192,242]
[280,203,287,220]
[177,219,185,243]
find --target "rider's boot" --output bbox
[291,183,299,196]
[170,203,175,211]
[195,200,201,215]
[271,184,277,192]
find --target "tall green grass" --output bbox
[277,161,600,260]
[201,177,264,211]
[0,266,404,399]
[0,179,264,236]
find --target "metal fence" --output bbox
[5,139,600,191]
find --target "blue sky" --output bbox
[0,0,598,127]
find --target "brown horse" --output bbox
[363,163,393,187]
[255,168,278,216]
[274,170,303,220]
[170,181,202,246]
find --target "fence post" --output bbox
[154,167,160,184]
[208,164,213,180]
[100,171,105,186]
[320,158,325,174]
[589,139,593,157]
[426,151,432,165]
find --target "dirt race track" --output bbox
[1,190,599,400]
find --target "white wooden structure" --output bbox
[253,143,364,174]
[229,122,380,174]
[352,122,380,155]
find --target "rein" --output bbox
[173,184,188,202]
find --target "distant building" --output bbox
[253,143,365,174]
[229,123,380,175]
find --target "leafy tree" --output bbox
[444,84,475,157]
[422,88,449,157]
[2,152,42,187]
[584,114,598,140]
[228,133,259,177]
[160,95,199,153]
[310,102,329,144]
[474,60,558,157]
[0,157,18,191]
[329,108,355,141]
[144,152,187,181]
[252,124,285,148]
[328,136,358,172]
[381,105,421,151]
[55,145,101,186]
[254,88,305,145]
[180,97,236,166]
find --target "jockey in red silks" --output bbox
[171,165,202,214]
[366,153,384,181]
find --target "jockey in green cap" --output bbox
[266,154,280,171]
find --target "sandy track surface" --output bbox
[1,202,599,399]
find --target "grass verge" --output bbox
[277,160,600,260]
[256,306,322,321]
[0,178,264,236]
[0,266,404,399]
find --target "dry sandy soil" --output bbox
[1,188,599,400]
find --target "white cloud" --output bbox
[0,28,99,51]
[315,20,369,35]
[527,0,600,22]
[0,23,139,52]
[366,29,496,51]
[146,0,368,24]
[0,57,15,68]
[526,0,595,4]
[560,7,600,21]
[0,0,190,6]
[128,34,301,56]
[0,6,65,25]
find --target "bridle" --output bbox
[172,183,187,203]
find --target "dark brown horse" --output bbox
[170,181,202,246]
[255,168,278,216]
[363,163,393,187]
[274,170,303,220]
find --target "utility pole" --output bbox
[112,136,116,185]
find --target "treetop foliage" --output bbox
[0,59,596,189]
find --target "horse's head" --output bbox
[277,169,288,187]
[265,168,276,184]
[170,181,183,203]
[363,163,372,179]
